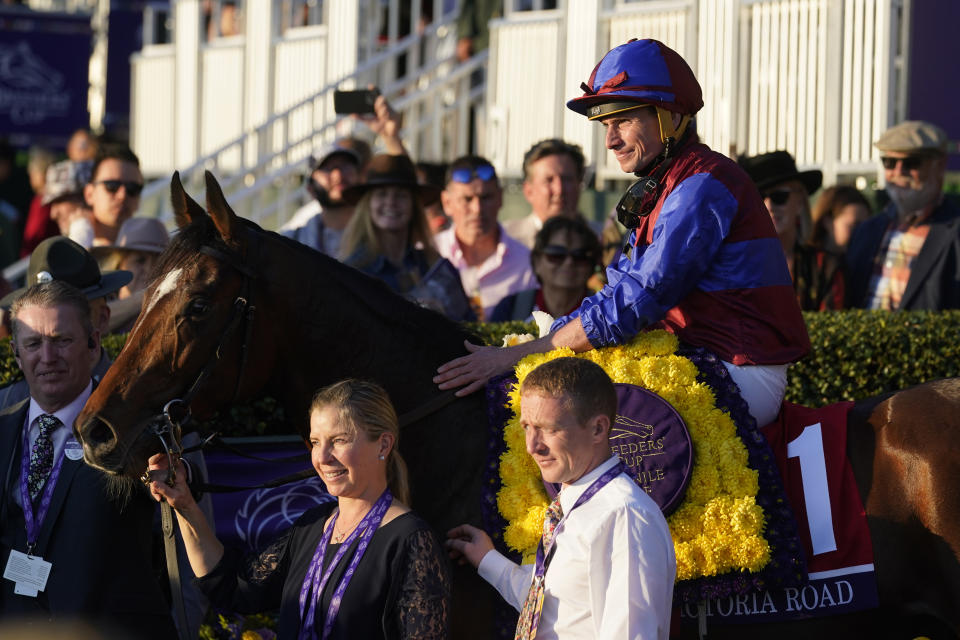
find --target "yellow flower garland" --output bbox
[497,330,770,580]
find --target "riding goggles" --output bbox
[539,245,596,265]
[450,164,496,184]
[96,180,144,196]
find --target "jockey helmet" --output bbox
[567,39,703,146]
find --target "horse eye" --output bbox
[187,299,211,316]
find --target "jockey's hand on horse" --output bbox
[434,318,594,396]
[446,524,495,568]
[146,453,195,511]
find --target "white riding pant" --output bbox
[720,361,789,428]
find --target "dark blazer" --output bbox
[0,397,176,637]
[845,196,960,310]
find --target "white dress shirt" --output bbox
[478,456,676,640]
[14,382,93,508]
[434,225,537,320]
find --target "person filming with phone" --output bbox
[435,39,810,429]
[281,89,407,258]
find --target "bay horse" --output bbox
[76,172,960,639]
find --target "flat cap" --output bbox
[875,120,948,154]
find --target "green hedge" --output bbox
[3,311,958,436]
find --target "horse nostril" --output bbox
[82,416,117,449]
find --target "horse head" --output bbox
[77,171,278,478]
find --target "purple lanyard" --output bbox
[18,425,67,555]
[298,488,392,640]
[533,461,625,582]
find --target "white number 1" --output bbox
[786,422,838,555]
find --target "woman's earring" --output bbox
[378,455,385,461]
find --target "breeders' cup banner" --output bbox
[0,12,91,138]
[203,437,334,552]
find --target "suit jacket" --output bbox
[846,196,960,310]
[0,398,176,637]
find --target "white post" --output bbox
[562,0,601,171]
[173,0,201,169]
[326,0,361,86]
[244,0,274,169]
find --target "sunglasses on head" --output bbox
[96,180,144,196]
[761,188,794,206]
[450,164,496,184]
[880,155,926,172]
[539,245,596,265]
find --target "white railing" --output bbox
[483,0,907,187]
[136,9,481,227]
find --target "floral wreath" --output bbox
[494,330,781,588]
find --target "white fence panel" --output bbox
[199,40,245,171]
[485,13,564,178]
[741,0,828,169]
[130,45,176,176]
[272,27,330,165]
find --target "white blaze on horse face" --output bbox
[144,267,184,318]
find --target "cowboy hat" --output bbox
[0,236,133,308]
[90,217,169,261]
[737,150,823,195]
[341,154,441,206]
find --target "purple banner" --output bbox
[678,565,879,623]
[611,384,693,514]
[203,437,333,552]
[0,10,91,140]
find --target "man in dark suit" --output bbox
[0,280,175,637]
[846,120,960,310]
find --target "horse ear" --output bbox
[170,171,206,229]
[204,170,242,247]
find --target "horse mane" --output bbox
[154,214,478,346]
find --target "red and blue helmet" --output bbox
[567,39,703,121]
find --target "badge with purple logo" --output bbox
[612,383,693,514]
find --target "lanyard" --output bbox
[533,461,625,583]
[18,425,66,555]
[298,489,393,640]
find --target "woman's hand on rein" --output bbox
[147,453,194,511]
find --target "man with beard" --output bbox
[846,120,960,310]
[280,92,404,257]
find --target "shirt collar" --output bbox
[557,454,620,514]
[28,381,94,434]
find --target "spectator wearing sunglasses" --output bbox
[82,144,144,247]
[435,40,809,434]
[504,139,587,249]
[435,156,537,320]
[491,216,600,322]
[846,120,960,310]
[738,150,845,311]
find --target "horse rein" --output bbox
[140,235,258,489]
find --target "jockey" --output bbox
[436,38,810,427]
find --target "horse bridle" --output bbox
[140,238,258,488]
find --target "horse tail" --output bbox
[388,449,411,505]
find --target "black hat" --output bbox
[738,150,823,194]
[0,236,133,308]
[341,154,442,206]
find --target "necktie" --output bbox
[514,496,563,640]
[27,414,62,502]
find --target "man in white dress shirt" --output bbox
[447,357,675,639]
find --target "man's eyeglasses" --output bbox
[880,156,926,172]
[539,245,596,265]
[95,180,144,197]
[450,164,496,184]
[761,188,793,206]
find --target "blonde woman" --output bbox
[339,154,474,321]
[148,379,450,639]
